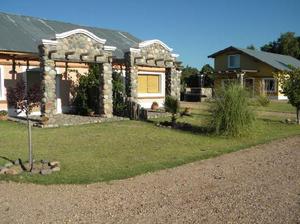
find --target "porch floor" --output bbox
[8,114,129,128]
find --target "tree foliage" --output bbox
[200,64,214,74]
[261,32,300,59]
[200,64,215,87]
[276,67,300,124]
[112,71,127,116]
[74,65,100,115]
[7,78,42,115]
[246,44,256,50]
[181,65,199,83]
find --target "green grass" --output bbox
[253,100,295,113]
[0,103,299,185]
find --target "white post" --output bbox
[55,73,62,114]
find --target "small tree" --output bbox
[164,96,180,127]
[210,84,255,136]
[7,78,42,171]
[276,67,300,124]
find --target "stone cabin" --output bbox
[0,12,181,118]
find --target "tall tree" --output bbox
[246,44,256,50]
[200,64,214,74]
[261,32,300,59]
[181,65,199,81]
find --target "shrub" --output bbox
[164,96,180,126]
[0,110,8,116]
[74,65,100,115]
[112,71,127,116]
[210,84,255,136]
[0,110,8,120]
[256,94,270,107]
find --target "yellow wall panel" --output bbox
[138,75,148,93]
[147,75,159,93]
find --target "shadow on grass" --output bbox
[146,119,214,135]
[0,156,27,171]
[259,118,286,124]
[0,156,15,163]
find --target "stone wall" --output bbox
[39,45,57,117]
[39,32,114,117]
[124,52,138,101]
[46,34,110,63]
[170,68,181,100]
[125,42,181,106]
[99,63,113,117]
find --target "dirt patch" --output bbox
[1,136,300,223]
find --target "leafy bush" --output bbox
[74,65,100,115]
[164,96,180,126]
[112,71,127,116]
[256,94,270,107]
[210,84,255,136]
[0,110,8,116]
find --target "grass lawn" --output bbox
[254,100,295,113]
[0,101,299,184]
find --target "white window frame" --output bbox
[263,78,276,94]
[137,71,165,98]
[228,54,240,69]
[0,65,4,100]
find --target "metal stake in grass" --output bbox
[26,102,33,172]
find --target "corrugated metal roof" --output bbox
[208,46,300,71]
[0,12,141,58]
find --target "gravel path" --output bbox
[1,136,300,224]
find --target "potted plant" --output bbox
[151,101,159,111]
[0,110,8,120]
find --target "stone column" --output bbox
[124,52,138,102]
[39,45,57,117]
[165,66,181,100]
[99,62,113,118]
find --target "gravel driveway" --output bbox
[1,136,300,224]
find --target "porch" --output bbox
[214,69,282,99]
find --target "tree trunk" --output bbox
[27,112,33,171]
[297,107,300,125]
[171,114,176,127]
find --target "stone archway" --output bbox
[125,39,181,105]
[38,29,116,118]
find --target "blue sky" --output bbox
[1,0,300,69]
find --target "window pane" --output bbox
[228,55,240,68]
[229,57,235,67]
[264,79,275,93]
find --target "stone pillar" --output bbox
[124,52,138,102]
[165,66,181,100]
[99,62,113,118]
[39,45,57,117]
